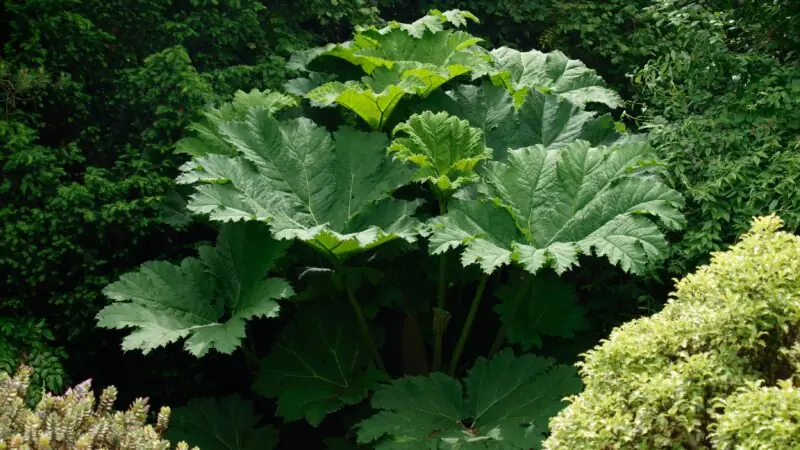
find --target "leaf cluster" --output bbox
[96,9,684,449]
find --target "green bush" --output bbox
[0,366,196,450]
[544,215,800,449]
[633,1,800,274]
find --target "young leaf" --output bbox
[97,223,294,357]
[177,111,422,260]
[389,111,492,193]
[253,303,389,427]
[165,394,279,450]
[357,350,580,449]
[300,10,491,128]
[307,69,426,130]
[490,47,622,108]
[494,272,588,350]
[421,83,623,160]
[428,140,685,275]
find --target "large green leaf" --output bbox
[428,140,685,275]
[165,395,278,450]
[389,111,492,193]
[493,272,587,350]
[356,350,580,449]
[420,83,624,160]
[253,303,388,426]
[489,47,622,108]
[176,89,297,157]
[177,110,422,259]
[97,223,294,357]
[300,10,491,129]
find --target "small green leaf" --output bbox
[389,111,492,193]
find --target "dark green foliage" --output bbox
[0,0,391,410]
[633,1,800,273]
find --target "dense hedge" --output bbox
[544,215,800,448]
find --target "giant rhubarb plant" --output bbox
[97,9,684,449]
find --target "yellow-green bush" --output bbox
[0,366,197,450]
[544,215,800,449]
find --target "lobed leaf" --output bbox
[428,140,685,275]
[389,111,492,193]
[357,350,580,449]
[177,110,422,260]
[490,47,622,108]
[420,83,625,160]
[493,272,588,350]
[97,223,294,357]
[253,303,388,426]
[165,394,279,450]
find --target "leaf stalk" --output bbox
[344,281,386,371]
[433,196,449,371]
[448,274,489,376]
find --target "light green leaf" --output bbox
[363,9,479,39]
[421,83,624,160]
[357,350,580,449]
[307,69,425,130]
[429,140,685,275]
[97,223,293,357]
[165,394,278,450]
[298,11,491,128]
[389,111,492,193]
[253,303,389,427]
[494,272,587,350]
[178,111,422,259]
[490,47,622,108]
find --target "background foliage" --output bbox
[1,0,798,448]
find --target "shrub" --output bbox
[0,366,196,450]
[544,215,800,449]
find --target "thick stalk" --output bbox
[432,197,449,371]
[448,274,489,376]
[488,274,531,358]
[344,282,385,370]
